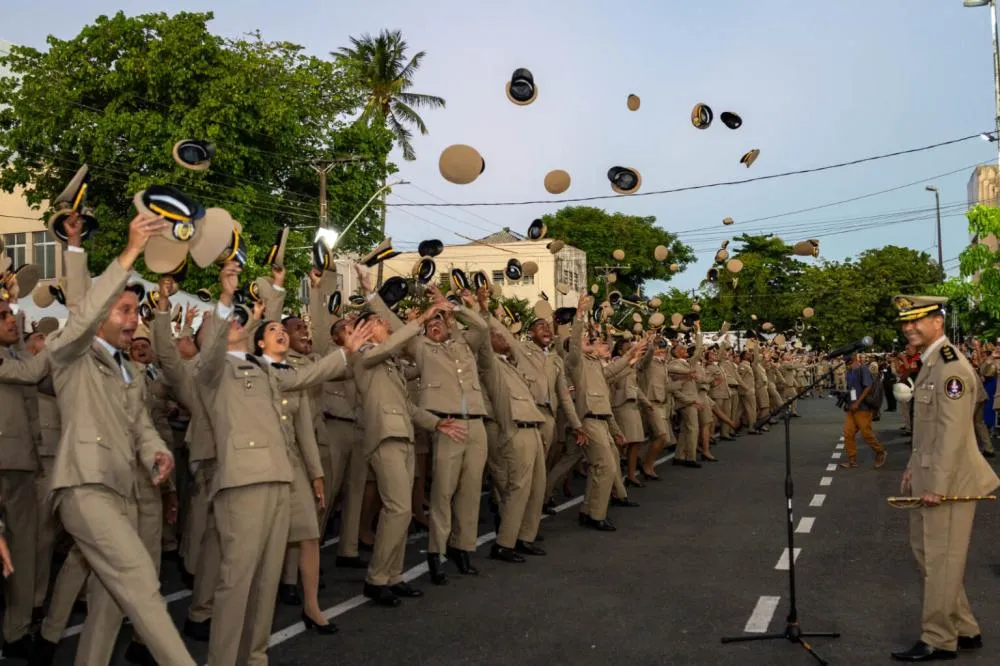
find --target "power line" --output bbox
[387,133,991,208]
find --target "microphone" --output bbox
[825,336,873,360]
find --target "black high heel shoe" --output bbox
[301,611,339,635]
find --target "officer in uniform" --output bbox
[891,295,1000,662]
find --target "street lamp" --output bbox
[964,0,1000,168]
[926,185,945,282]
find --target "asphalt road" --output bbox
[4,396,999,665]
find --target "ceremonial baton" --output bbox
[886,495,997,509]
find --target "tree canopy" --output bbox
[0,11,396,303]
[539,206,695,295]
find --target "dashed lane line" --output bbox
[819,476,832,486]
[831,452,842,459]
[825,464,837,471]
[744,595,782,633]
[795,517,816,534]
[809,494,826,507]
[775,547,802,571]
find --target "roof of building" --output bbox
[463,228,527,245]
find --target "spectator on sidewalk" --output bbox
[839,352,887,470]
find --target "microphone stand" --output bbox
[720,358,847,665]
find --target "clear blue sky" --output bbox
[4,0,997,294]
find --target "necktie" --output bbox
[8,348,18,361]
[113,351,131,383]
[146,365,157,382]
[244,353,261,367]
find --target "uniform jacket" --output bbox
[564,317,626,437]
[350,296,441,457]
[909,337,999,497]
[45,259,170,504]
[0,346,48,469]
[197,309,350,498]
[478,348,545,447]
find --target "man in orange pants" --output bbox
[840,351,887,469]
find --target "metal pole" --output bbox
[934,190,944,281]
[992,0,1000,168]
[376,185,388,288]
[310,162,335,228]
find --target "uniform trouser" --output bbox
[756,384,769,411]
[319,419,366,559]
[485,421,505,508]
[162,436,187,554]
[718,397,734,437]
[58,486,195,666]
[675,405,699,461]
[35,456,59,608]
[428,418,488,554]
[539,408,556,461]
[496,427,546,548]
[131,471,164,647]
[39,543,87,642]
[580,417,617,522]
[900,400,911,431]
[181,456,215,573]
[768,384,783,413]
[842,410,884,460]
[973,403,994,453]
[366,439,415,587]
[545,434,585,500]
[209,482,291,666]
[188,461,220,623]
[0,469,37,643]
[727,389,740,430]
[909,501,980,651]
[739,391,756,429]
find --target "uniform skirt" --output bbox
[697,393,715,428]
[643,401,669,439]
[613,400,646,443]
[288,457,321,543]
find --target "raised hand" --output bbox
[120,213,168,270]
[219,261,241,301]
[342,318,376,352]
[156,277,173,312]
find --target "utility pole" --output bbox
[310,155,369,228]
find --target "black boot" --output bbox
[490,544,526,563]
[446,546,479,575]
[515,540,547,556]
[183,617,211,642]
[427,553,449,585]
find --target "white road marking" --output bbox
[826,464,837,471]
[835,442,844,450]
[744,595,781,633]
[795,517,816,534]
[775,547,802,570]
[819,477,832,486]
[809,494,826,507]
[831,452,842,460]
[265,453,675,648]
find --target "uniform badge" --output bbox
[945,376,964,400]
[940,345,958,363]
[245,380,254,390]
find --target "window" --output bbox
[492,270,505,284]
[438,273,450,290]
[31,231,56,279]
[2,233,26,269]
[522,274,534,285]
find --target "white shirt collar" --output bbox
[95,336,120,358]
[920,335,948,365]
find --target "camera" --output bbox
[831,389,851,411]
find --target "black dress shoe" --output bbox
[123,640,156,665]
[957,634,983,650]
[542,500,558,515]
[578,512,591,525]
[183,617,211,642]
[533,533,545,543]
[427,553,449,585]
[446,547,480,575]
[278,583,302,606]
[363,582,401,607]
[588,517,617,532]
[335,555,368,569]
[301,611,338,635]
[490,544,526,563]
[30,636,57,666]
[390,582,423,598]
[610,497,639,508]
[672,458,685,466]
[890,641,956,661]
[2,635,33,660]
[515,540,546,556]
[624,477,644,488]
[683,460,702,468]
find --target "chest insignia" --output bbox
[245,380,254,391]
[944,376,964,400]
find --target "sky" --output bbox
[3,0,999,295]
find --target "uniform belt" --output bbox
[323,414,355,424]
[583,413,610,421]
[430,412,482,420]
[515,422,540,429]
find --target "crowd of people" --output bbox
[0,206,861,665]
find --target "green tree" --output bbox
[942,204,1000,338]
[335,29,445,162]
[0,11,395,303]
[540,206,695,295]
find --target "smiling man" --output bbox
[890,295,1000,663]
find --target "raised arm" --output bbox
[0,347,50,384]
[307,270,333,356]
[151,309,197,410]
[196,262,241,389]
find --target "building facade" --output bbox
[967,163,1000,250]
[1,188,65,284]
[369,229,587,308]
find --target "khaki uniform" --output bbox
[351,310,440,588]
[478,349,546,548]
[0,345,48,645]
[719,353,741,434]
[197,306,350,666]
[668,356,699,461]
[372,297,490,557]
[706,361,731,436]
[151,310,220,627]
[907,338,1000,652]
[45,258,194,666]
[564,317,628,521]
[638,351,677,444]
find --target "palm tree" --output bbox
[335,29,445,161]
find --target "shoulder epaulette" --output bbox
[940,345,958,363]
